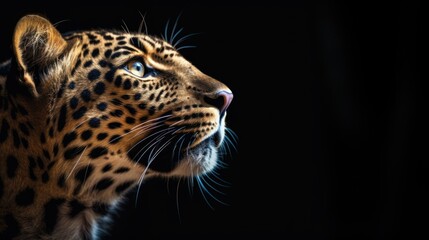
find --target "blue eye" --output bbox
[125,60,145,77]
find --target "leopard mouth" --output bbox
[126,124,221,175]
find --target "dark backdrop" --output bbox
[1,1,423,239]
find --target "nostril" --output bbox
[204,90,233,116]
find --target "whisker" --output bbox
[137,11,149,35]
[66,146,88,180]
[170,13,182,45]
[171,28,184,45]
[176,45,197,51]
[121,20,131,34]
[196,176,214,210]
[131,114,172,130]
[132,128,177,165]
[176,178,182,223]
[199,175,226,195]
[163,19,171,43]
[225,128,239,144]
[173,32,200,48]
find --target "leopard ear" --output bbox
[12,14,67,97]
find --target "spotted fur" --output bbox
[0,15,233,239]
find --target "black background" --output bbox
[0,1,423,239]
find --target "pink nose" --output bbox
[216,90,233,115]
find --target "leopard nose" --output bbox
[204,90,233,117]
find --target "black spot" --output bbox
[44,198,66,233]
[6,155,18,178]
[124,104,137,115]
[28,156,37,180]
[97,102,107,111]
[138,103,146,110]
[69,199,87,218]
[109,135,122,144]
[111,52,121,59]
[57,174,66,188]
[12,129,20,148]
[83,60,92,68]
[93,82,105,95]
[89,39,100,45]
[89,147,108,159]
[83,49,89,57]
[110,109,123,117]
[81,89,91,102]
[62,131,77,148]
[115,181,134,194]
[110,98,123,106]
[114,76,122,87]
[97,133,108,140]
[148,106,156,115]
[58,104,67,132]
[158,103,165,110]
[64,146,85,160]
[88,69,101,81]
[42,171,50,183]
[49,127,54,137]
[81,130,93,140]
[123,79,132,90]
[57,79,67,98]
[134,93,142,100]
[92,48,100,58]
[105,69,115,82]
[15,187,35,206]
[0,214,20,239]
[40,132,46,143]
[89,117,101,128]
[73,106,87,119]
[114,167,130,174]
[68,81,76,89]
[102,163,112,172]
[125,117,135,124]
[149,94,155,101]
[108,122,122,129]
[104,49,112,58]
[43,149,51,160]
[1,119,11,143]
[70,97,79,109]
[75,165,94,183]
[99,60,108,68]
[94,178,114,191]
[18,123,29,136]
[21,138,29,149]
[103,35,114,40]
[139,116,148,122]
[92,202,110,215]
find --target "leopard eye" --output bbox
[125,60,145,78]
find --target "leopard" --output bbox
[0,14,234,239]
